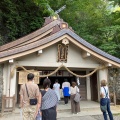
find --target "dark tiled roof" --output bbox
[0,28,120,65]
[67,29,120,64]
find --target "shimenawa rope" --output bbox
[10,64,107,78]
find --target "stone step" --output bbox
[58,107,100,113]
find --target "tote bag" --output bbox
[100,87,108,112]
[74,92,80,102]
[74,86,80,102]
[100,98,107,112]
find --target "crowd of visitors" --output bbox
[19,73,113,120]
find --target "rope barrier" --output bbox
[11,64,107,78]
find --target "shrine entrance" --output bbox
[16,68,87,104]
[38,70,74,88]
[39,76,74,89]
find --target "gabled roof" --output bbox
[0,16,120,67]
[0,19,61,52]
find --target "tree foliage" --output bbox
[0,0,120,58]
[0,0,47,44]
[46,0,120,58]
[108,0,120,5]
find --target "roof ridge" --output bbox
[0,20,61,52]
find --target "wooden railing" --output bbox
[1,95,15,114]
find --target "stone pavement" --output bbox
[57,101,120,119]
[58,115,120,120]
[0,112,120,120]
[0,101,120,120]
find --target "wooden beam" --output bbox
[9,59,14,63]
[106,63,112,67]
[37,50,43,55]
[82,51,90,58]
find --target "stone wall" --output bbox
[114,68,120,100]
[108,68,120,103]
[0,64,3,112]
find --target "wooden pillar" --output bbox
[98,68,108,101]
[0,64,3,113]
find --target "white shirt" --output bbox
[70,86,79,95]
[100,86,109,98]
[53,83,60,91]
[62,82,70,89]
[53,83,60,100]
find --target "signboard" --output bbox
[57,44,69,63]
[19,71,27,84]
[41,70,73,77]
[18,71,39,84]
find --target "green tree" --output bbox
[108,0,120,5]
[0,0,46,45]
[97,7,120,57]
[0,0,120,58]
[52,0,120,58]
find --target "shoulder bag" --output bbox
[25,84,37,105]
[100,87,108,112]
[74,86,80,102]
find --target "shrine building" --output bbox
[0,16,120,112]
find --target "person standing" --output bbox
[53,79,60,101]
[62,79,70,104]
[41,78,58,120]
[70,82,80,114]
[100,79,113,120]
[19,73,41,120]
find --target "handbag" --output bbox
[25,84,37,105]
[36,110,42,120]
[100,98,107,112]
[100,87,108,112]
[74,86,80,102]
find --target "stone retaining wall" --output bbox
[108,68,120,103]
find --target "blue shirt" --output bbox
[63,87,70,96]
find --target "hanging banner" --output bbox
[18,71,39,84]
[19,71,27,84]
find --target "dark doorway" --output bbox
[39,76,75,89]
[74,71,86,100]
[90,72,98,101]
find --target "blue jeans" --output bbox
[102,98,113,120]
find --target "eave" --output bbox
[0,29,120,67]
